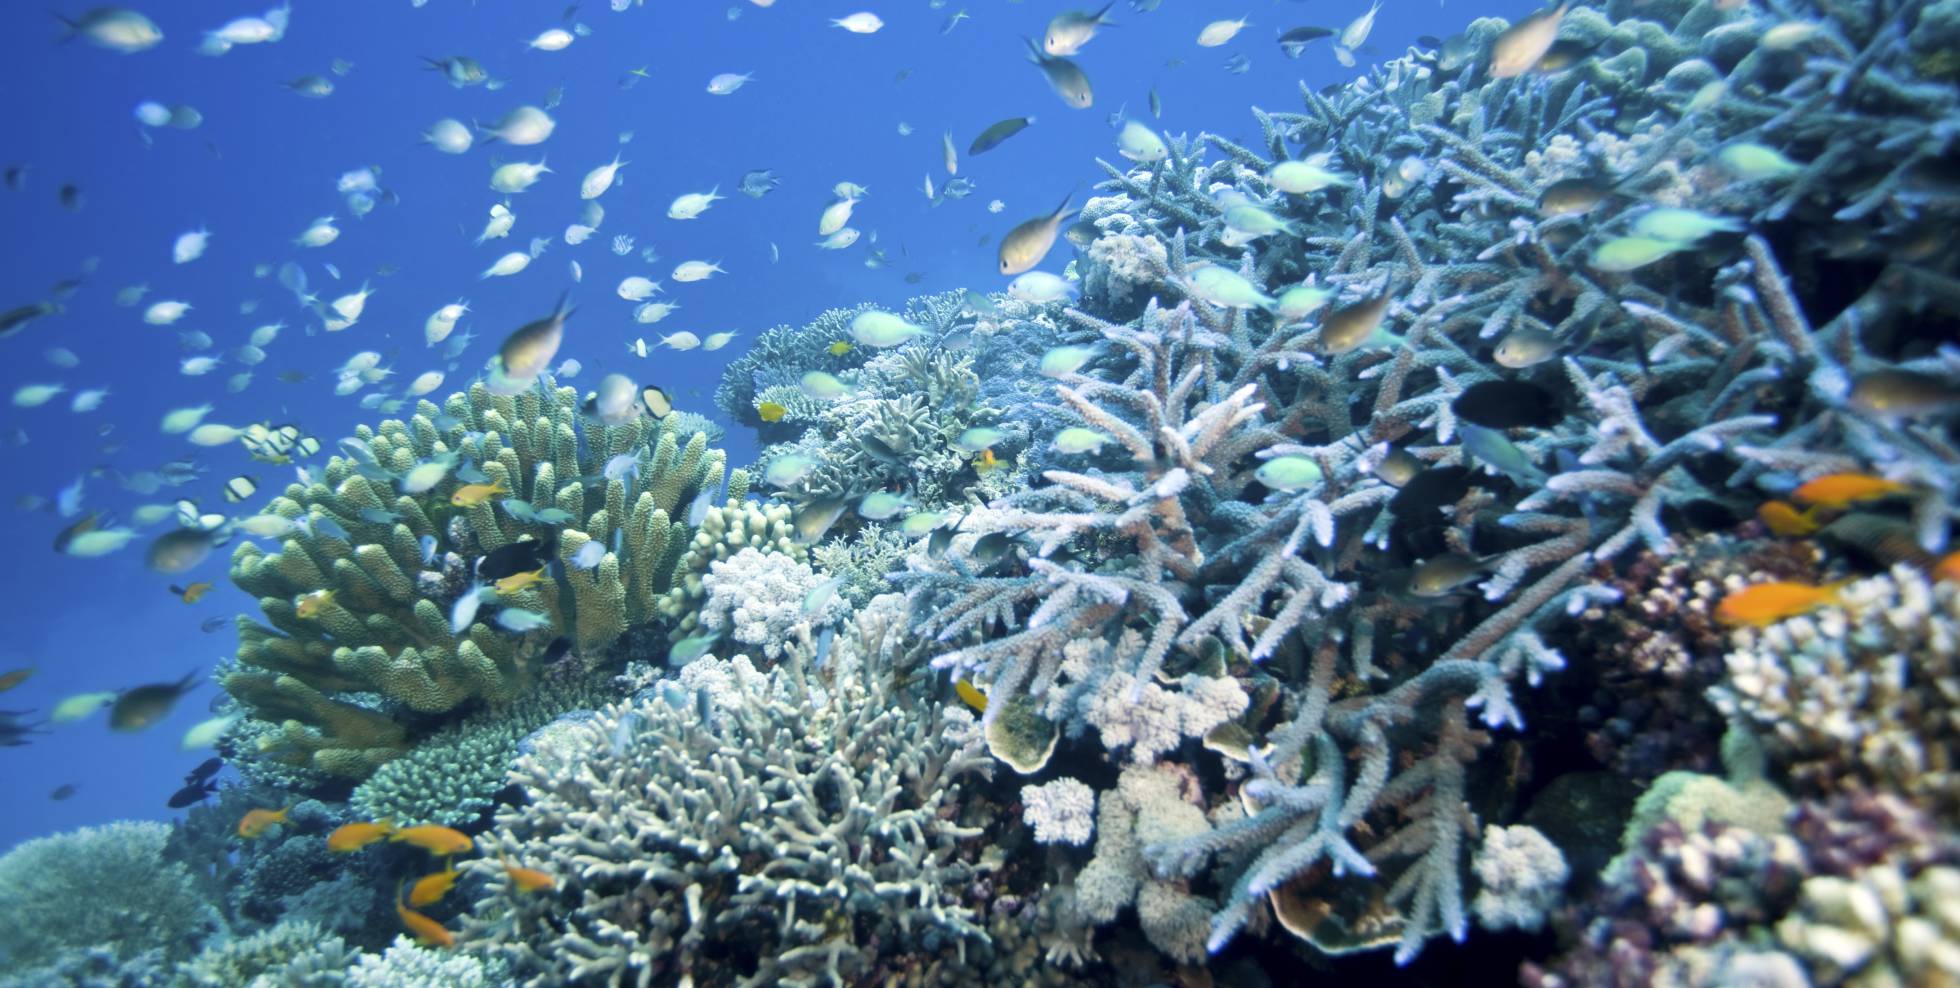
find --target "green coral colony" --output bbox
[8,0,1960,985]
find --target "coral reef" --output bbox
[349,670,609,827]
[461,596,997,987]
[221,379,728,778]
[0,821,223,982]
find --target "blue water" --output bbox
[0,0,1529,853]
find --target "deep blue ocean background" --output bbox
[0,0,1532,853]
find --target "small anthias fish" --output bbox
[1714,580,1851,627]
[327,820,396,852]
[409,867,461,907]
[1757,500,1822,537]
[1790,472,1910,510]
[395,884,455,948]
[237,806,290,838]
[390,824,475,856]
[501,854,557,893]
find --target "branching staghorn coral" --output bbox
[460,598,995,988]
[223,379,728,778]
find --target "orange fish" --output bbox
[1714,580,1850,627]
[237,806,290,839]
[395,882,455,949]
[501,854,556,893]
[1791,473,1910,510]
[972,448,1002,475]
[1934,551,1960,584]
[171,582,214,604]
[409,867,461,907]
[0,667,33,693]
[1756,501,1821,537]
[389,824,474,856]
[326,820,395,852]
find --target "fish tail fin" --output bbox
[1094,1,1118,25]
[1021,35,1045,62]
[50,10,77,40]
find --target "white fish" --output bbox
[818,198,857,236]
[580,153,627,199]
[451,586,484,633]
[425,300,467,345]
[328,281,373,320]
[672,260,723,282]
[658,331,701,351]
[401,458,452,493]
[44,347,80,368]
[407,370,445,395]
[617,276,662,300]
[634,302,678,323]
[526,27,574,50]
[480,105,556,145]
[569,259,582,282]
[161,405,213,433]
[171,226,211,264]
[422,117,474,154]
[482,251,531,278]
[226,372,252,393]
[1339,0,1380,51]
[13,384,64,407]
[234,345,266,365]
[706,71,753,95]
[188,423,243,447]
[477,202,515,244]
[134,101,171,127]
[564,223,595,244]
[702,331,737,351]
[180,356,221,376]
[834,181,870,199]
[815,228,860,249]
[249,322,284,347]
[57,8,164,53]
[1008,271,1075,303]
[489,159,551,193]
[1197,15,1251,46]
[1116,120,1168,163]
[143,300,192,325]
[831,11,884,32]
[668,187,723,219]
[180,713,240,751]
[294,215,339,247]
[626,338,650,357]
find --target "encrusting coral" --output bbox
[221,379,729,778]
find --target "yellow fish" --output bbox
[295,589,335,619]
[409,867,461,907]
[450,480,509,507]
[494,568,547,595]
[954,679,988,713]
[237,806,290,839]
[827,340,853,356]
[390,824,475,856]
[172,581,214,604]
[972,448,1005,475]
[326,820,395,853]
[758,401,787,423]
[1756,501,1821,538]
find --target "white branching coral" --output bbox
[1083,670,1249,764]
[697,546,846,660]
[1022,778,1097,846]
[1470,824,1569,933]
